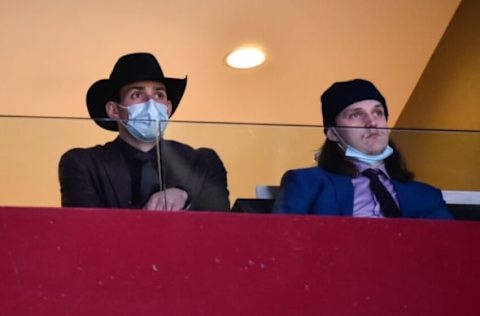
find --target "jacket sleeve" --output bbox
[395,181,453,220]
[422,188,453,219]
[58,148,107,208]
[272,169,316,214]
[189,148,230,212]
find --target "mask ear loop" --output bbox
[115,102,132,128]
[330,127,349,152]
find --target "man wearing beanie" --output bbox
[59,53,230,211]
[273,79,451,219]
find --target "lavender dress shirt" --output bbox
[352,161,399,218]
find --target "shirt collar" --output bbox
[353,160,390,179]
[117,137,157,162]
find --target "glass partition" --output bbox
[0,115,479,211]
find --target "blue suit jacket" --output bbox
[272,167,452,219]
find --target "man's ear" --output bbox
[166,100,173,117]
[326,128,339,142]
[105,101,119,119]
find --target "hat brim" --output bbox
[86,76,187,131]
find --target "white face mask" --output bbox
[118,99,169,142]
[331,127,393,165]
[345,145,393,166]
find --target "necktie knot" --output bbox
[362,168,381,179]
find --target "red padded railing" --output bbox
[1,207,479,315]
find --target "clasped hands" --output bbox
[143,187,189,211]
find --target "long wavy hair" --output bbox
[317,139,414,182]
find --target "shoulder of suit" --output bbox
[162,139,218,156]
[162,139,194,152]
[287,166,335,176]
[60,140,118,160]
[394,179,441,193]
[285,166,351,182]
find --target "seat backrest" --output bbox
[441,190,480,205]
[255,185,280,199]
[231,198,275,213]
[442,190,480,221]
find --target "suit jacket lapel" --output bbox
[102,138,132,208]
[328,172,354,216]
[158,140,186,188]
[392,181,413,215]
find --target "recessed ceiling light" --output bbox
[226,47,266,69]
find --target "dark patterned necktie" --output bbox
[362,168,401,218]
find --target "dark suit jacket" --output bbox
[272,167,452,219]
[59,137,230,211]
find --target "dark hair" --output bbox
[109,91,121,104]
[317,139,414,182]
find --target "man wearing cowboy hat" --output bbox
[59,53,230,211]
[273,79,451,219]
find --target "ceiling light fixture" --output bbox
[226,47,266,69]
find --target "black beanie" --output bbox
[321,79,388,132]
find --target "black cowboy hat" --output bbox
[86,52,187,131]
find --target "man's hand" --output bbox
[144,187,189,211]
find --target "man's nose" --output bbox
[365,114,378,127]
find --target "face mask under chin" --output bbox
[331,127,393,166]
[344,145,393,166]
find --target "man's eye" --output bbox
[131,92,142,99]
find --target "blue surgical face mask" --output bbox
[118,99,169,142]
[345,145,393,166]
[331,127,393,166]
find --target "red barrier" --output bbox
[1,206,479,315]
